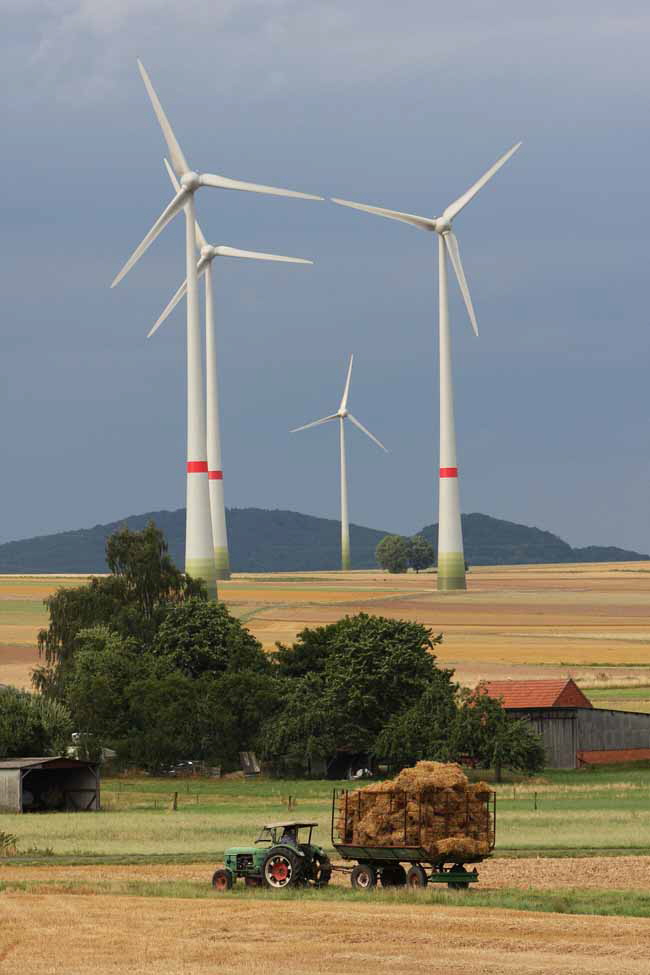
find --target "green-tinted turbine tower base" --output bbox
[437,552,466,591]
[186,558,218,601]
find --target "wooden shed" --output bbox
[0,757,100,813]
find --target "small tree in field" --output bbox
[375,535,410,573]
[409,535,435,573]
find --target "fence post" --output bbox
[534,792,538,811]
[173,791,178,811]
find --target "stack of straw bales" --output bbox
[336,761,493,861]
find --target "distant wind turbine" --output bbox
[111,59,322,598]
[291,355,387,570]
[332,143,521,590]
[149,158,313,580]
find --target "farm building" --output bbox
[482,679,650,769]
[0,756,100,813]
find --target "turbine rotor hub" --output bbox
[338,409,348,418]
[180,171,201,191]
[201,244,216,260]
[436,220,451,235]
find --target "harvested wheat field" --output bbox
[2,889,650,975]
[3,562,650,690]
[2,854,650,893]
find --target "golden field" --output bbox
[2,887,650,974]
[2,561,650,691]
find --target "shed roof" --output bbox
[481,679,592,710]
[0,756,98,770]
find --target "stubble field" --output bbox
[3,561,650,694]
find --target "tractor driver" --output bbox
[279,825,299,848]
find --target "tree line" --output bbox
[0,523,544,778]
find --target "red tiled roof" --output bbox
[481,679,592,709]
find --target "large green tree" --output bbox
[452,686,546,778]
[0,688,73,759]
[263,614,452,762]
[33,522,203,697]
[375,535,411,573]
[408,535,436,573]
[151,599,269,678]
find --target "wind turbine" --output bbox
[111,60,322,599]
[331,143,521,590]
[291,355,387,570]
[149,159,313,580]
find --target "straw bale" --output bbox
[335,762,494,861]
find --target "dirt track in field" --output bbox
[2,855,650,892]
[1,890,650,974]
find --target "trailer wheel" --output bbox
[212,868,233,891]
[351,864,376,890]
[380,864,407,887]
[406,865,428,888]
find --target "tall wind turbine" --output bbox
[291,355,387,570]
[332,143,520,590]
[111,60,322,599]
[149,159,313,580]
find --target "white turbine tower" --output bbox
[332,143,521,590]
[291,355,387,571]
[149,159,313,580]
[111,60,321,599]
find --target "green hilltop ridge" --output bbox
[0,509,646,574]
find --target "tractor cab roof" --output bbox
[262,821,318,829]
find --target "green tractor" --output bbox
[212,821,332,891]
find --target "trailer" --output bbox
[331,786,496,890]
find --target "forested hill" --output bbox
[0,508,646,573]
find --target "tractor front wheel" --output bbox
[351,864,376,891]
[212,868,234,891]
[262,848,302,890]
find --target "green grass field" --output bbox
[588,685,650,713]
[3,870,650,919]
[3,765,650,862]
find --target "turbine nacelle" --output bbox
[330,142,521,339]
[180,171,201,192]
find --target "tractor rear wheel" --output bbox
[212,868,233,891]
[406,865,428,889]
[351,864,376,891]
[380,864,407,887]
[262,848,302,890]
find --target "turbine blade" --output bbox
[147,258,210,338]
[331,197,436,231]
[340,354,354,412]
[138,60,191,178]
[290,414,338,433]
[111,188,189,288]
[443,231,479,336]
[148,281,188,339]
[164,157,208,250]
[442,142,522,223]
[213,246,312,264]
[199,172,322,201]
[347,414,388,452]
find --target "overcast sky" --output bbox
[1,1,649,553]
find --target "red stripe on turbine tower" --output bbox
[187,461,209,473]
[440,467,458,478]
[208,470,223,480]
